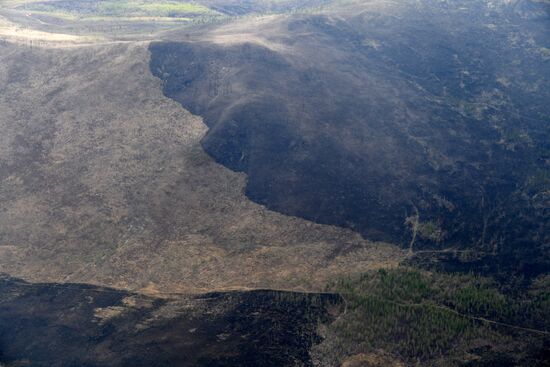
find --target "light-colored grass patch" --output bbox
[19,0,216,18]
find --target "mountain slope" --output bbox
[150,0,550,277]
[0,41,402,292]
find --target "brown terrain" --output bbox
[0,1,548,365]
[0,37,404,294]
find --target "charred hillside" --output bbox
[150,0,550,277]
[0,275,341,367]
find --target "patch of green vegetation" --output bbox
[19,0,216,19]
[83,15,192,22]
[319,268,550,365]
[453,285,510,320]
[97,1,213,17]
[417,220,443,241]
